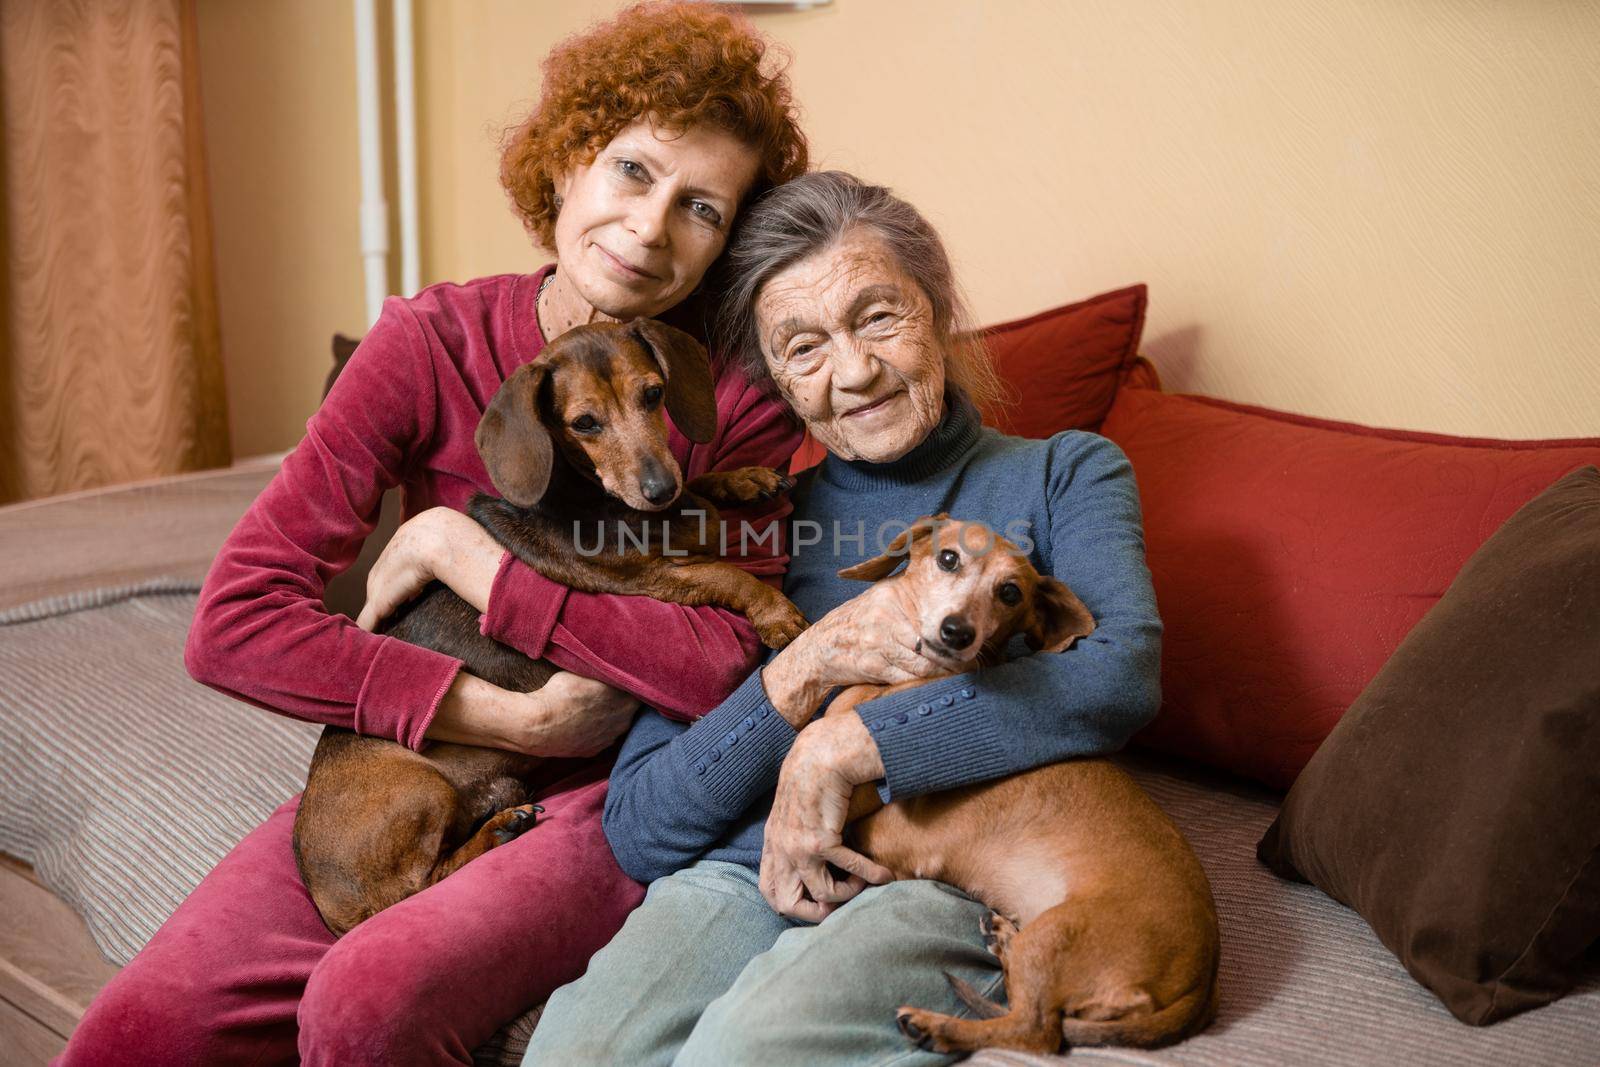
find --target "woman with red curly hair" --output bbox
[57,4,807,1066]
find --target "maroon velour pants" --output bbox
[56,758,643,1066]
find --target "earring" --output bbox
[552,193,563,210]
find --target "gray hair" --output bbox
[714,171,1005,413]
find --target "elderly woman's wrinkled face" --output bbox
[756,228,947,463]
[553,119,761,320]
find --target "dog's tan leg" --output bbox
[897,911,1072,1055]
[974,910,1027,1009]
[897,1000,1062,1056]
[655,563,808,648]
[429,803,542,884]
[905,899,1202,1054]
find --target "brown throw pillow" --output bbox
[1257,465,1600,1025]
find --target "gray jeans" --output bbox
[522,859,1006,1067]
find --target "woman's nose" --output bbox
[831,341,880,390]
[626,196,670,247]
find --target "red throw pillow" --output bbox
[789,284,1148,473]
[1100,382,1600,789]
[981,283,1148,438]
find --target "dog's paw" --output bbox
[694,466,794,506]
[488,803,543,845]
[750,598,808,650]
[896,1008,948,1052]
[980,911,1021,958]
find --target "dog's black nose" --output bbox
[940,615,975,650]
[640,470,676,506]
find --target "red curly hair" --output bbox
[500,2,809,251]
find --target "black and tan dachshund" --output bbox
[293,319,806,936]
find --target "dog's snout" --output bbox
[939,615,975,650]
[639,459,677,507]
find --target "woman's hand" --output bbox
[761,580,944,728]
[759,710,895,922]
[356,507,504,631]
[426,670,641,757]
[526,671,644,756]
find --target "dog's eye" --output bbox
[572,415,602,434]
[642,385,664,407]
[937,549,960,572]
[998,582,1022,606]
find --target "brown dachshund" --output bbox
[828,515,1219,1054]
[293,319,806,936]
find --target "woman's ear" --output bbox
[630,319,718,443]
[1026,576,1097,653]
[475,363,553,508]
[837,514,949,582]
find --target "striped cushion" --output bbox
[0,582,318,964]
[0,581,546,1059]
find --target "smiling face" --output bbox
[754,227,948,463]
[552,119,762,320]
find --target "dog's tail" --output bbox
[944,971,1006,1020]
[1057,972,1218,1050]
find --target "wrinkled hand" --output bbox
[520,672,642,757]
[760,711,894,922]
[356,507,501,631]
[762,580,944,727]
[428,670,640,757]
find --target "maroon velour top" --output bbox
[184,266,802,749]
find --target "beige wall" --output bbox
[196,0,362,459]
[199,0,1600,456]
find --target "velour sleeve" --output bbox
[183,297,463,750]
[478,374,804,721]
[851,435,1164,802]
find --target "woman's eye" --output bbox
[791,343,818,360]
[937,549,960,572]
[642,385,664,407]
[572,414,601,434]
[616,159,646,181]
[865,311,893,326]
[689,200,723,225]
[998,582,1022,605]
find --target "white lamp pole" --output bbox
[353,0,389,327]
[393,0,421,299]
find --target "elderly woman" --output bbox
[59,5,806,1066]
[522,171,1163,1066]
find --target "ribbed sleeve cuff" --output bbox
[855,675,1008,802]
[354,635,464,751]
[479,550,567,658]
[675,669,798,813]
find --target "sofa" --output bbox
[2,285,1596,1066]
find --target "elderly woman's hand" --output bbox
[355,507,505,632]
[760,710,896,921]
[761,578,944,728]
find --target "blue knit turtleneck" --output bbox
[602,392,1163,881]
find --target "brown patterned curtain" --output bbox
[0,0,229,505]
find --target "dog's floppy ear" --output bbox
[1026,576,1097,653]
[837,513,949,582]
[476,362,553,508]
[630,319,718,444]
